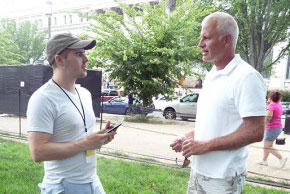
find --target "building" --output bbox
[3,0,156,38]
[266,42,290,90]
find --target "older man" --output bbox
[171,12,266,194]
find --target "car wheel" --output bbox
[164,109,176,120]
[125,108,133,115]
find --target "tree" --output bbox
[0,30,24,64]
[86,0,214,106]
[0,19,47,65]
[219,0,290,73]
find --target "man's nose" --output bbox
[83,55,88,63]
[198,39,204,48]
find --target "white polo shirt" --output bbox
[191,54,266,178]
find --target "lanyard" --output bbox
[52,79,87,133]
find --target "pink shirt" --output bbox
[266,102,283,130]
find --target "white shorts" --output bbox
[187,170,246,194]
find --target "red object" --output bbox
[101,89,122,102]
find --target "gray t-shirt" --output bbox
[27,80,98,184]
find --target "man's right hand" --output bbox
[170,137,184,152]
[83,132,115,150]
[77,122,116,150]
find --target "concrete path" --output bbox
[1,113,290,182]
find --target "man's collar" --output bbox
[210,54,241,75]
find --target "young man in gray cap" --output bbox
[27,33,115,194]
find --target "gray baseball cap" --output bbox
[46,33,96,65]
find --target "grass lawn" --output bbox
[0,138,289,194]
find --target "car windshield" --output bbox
[182,94,198,102]
[159,96,179,101]
[109,97,127,103]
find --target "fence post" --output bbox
[19,81,25,136]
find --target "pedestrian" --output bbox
[27,33,116,194]
[170,12,266,194]
[258,91,287,167]
[128,92,135,113]
[194,78,203,88]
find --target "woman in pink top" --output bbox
[258,92,287,168]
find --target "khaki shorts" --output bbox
[187,170,246,194]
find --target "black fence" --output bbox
[0,65,101,117]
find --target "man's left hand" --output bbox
[181,139,209,157]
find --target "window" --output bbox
[182,94,199,103]
[286,54,290,79]
[53,17,57,26]
[69,15,72,24]
[101,91,109,96]
[109,91,118,96]
[64,15,67,24]
[38,19,42,27]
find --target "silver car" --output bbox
[163,93,199,120]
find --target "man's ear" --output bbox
[54,55,64,66]
[224,34,233,48]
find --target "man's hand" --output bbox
[97,121,116,145]
[181,139,209,158]
[170,137,185,153]
[170,131,195,153]
[28,122,117,162]
[78,122,116,150]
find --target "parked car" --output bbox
[101,89,122,102]
[163,93,199,120]
[283,108,290,115]
[102,97,154,115]
[153,96,180,111]
[282,102,290,109]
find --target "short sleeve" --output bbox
[26,93,56,134]
[267,103,275,111]
[234,71,266,118]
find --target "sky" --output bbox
[0,0,152,18]
[0,0,47,18]
[0,0,94,18]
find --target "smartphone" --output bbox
[105,123,122,134]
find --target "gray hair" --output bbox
[202,12,239,49]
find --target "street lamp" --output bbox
[45,1,52,39]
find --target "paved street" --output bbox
[1,113,290,182]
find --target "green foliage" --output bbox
[218,0,290,73]
[0,139,43,193]
[1,138,289,194]
[243,184,290,194]
[0,30,25,64]
[125,114,151,123]
[0,19,47,65]
[85,0,214,106]
[124,114,179,124]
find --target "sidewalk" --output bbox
[1,113,290,181]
